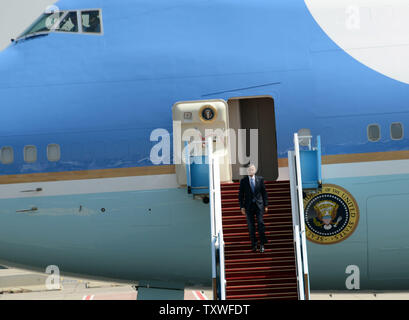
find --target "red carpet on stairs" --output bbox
[221,180,299,300]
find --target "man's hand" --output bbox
[241,208,246,215]
[264,207,268,213]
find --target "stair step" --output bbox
[221,206,292,215]
[221,193,292,200]
[225,250,295,261]
[224,229,293,235]
[225,260,296,267]
[222,202,292,208]
[226,286,297,296]
[222,222,292,229]
[222,200,291,207]
[222,213,292,218]
[225,270,297,281]
[226,262,295,271]
[227,281,297,289]
[221,191,291,199]
[227,276,297,286]
[225,248,295,259]
[225,255,295,263]
[226,292,298,300]
[225,250,295,259]
[225,259,296,269]
[223,224,292,229]
[225,238,293,244]
[223,228,292,235]
[223,222,293,232]
[222,215,291,221]
[222,198,291,204]
[226,264,295,273]
[224,238,293,244]
[226,285,298,295]
[222,211,292,219]
[222,215,291,222]
[224,240,295,251]
[224,219,293,226]
[222,219,292,227]
[226,269,297,280]
[224,231,293,243]
[222,218,293,227]
[224,236,294,245]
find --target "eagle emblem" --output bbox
[303,184,360,245]
[313,200,341,230]
[199,105,217,123]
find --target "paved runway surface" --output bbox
[0,268,212,300]
[311,291,409,300]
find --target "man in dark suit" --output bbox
[238,164,268,253]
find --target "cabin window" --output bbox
[390,122,403,140]
[47,144,61,162]
[81,10,102,33]
[1,147,14,164]
[56,11,79,33]
[24,145,37,163]
[367,124,381,142]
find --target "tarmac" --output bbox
[0,267,211,300]
[1,267,409,300]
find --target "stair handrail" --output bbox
[294,133,311,300]
[288,149,305,300]
[208,138,218,299]
[207,137,226,300]
[288,133,311,300]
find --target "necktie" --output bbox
[250,177,255,193]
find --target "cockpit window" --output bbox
[19,12,63,39]
[81,11,101,33]
[56,11,78,33]
[17,9,102,41]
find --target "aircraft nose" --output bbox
[0,46,25,88]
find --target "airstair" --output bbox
[184,133,321,300]
[221,179,297,299]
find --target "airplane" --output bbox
[0,0,408,299]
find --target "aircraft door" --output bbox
[172,100,232,186]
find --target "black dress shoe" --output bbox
[252,245,257,252]
[260,244,265,253]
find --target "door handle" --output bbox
[20,188,43,193]
[16,207,38,213]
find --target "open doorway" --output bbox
[227,97,278,181]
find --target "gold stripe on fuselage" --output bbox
[0,165,175,185]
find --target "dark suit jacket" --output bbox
[238,176,268,211]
